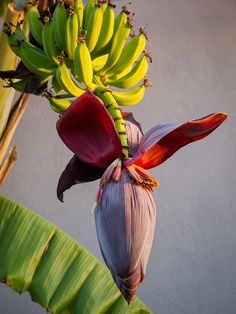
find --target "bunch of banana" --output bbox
[0,1,156,301]
[2,0,152,112]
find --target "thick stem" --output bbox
[95,88,129,159]
[0,3,24,138]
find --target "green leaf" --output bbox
[0,195,152,313]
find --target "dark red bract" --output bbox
[56,91,122,168]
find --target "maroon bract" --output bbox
[57,155,105,202]
[56,91,122,168]
[56,92,227,303]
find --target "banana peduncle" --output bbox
[95,87,129,160]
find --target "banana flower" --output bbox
[56,91,227,303]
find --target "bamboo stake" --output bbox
[0,145,17,186]
[0,93,29,169]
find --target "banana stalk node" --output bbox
[144,50,152,63]
[143,76,152,88]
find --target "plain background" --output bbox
[1,0,236,313]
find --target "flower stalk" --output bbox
[95,87,129,160]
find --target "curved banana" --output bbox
[7,77,31,93]
[98,20,132,76]
[105,30,147,77]
[113,5,130,34]
[42,20,60,64]
[105,64,132,82]
[92,2,115,56]
[8,25,55,77]
[85,3,103,53]
[106,54,149,88]
[56,63,85,97]
[52,73,63,93]
[74,35,95,90]
[65,10,79,60]
[49,97,72,114]
[73,0,83,26]
[19,40,56,77]
[7,25,26,57]
[52,2,67,51]
[27,6,43,46]
[111,83,147,106]
[92,54,108,72]
[83,0,97,29]
[9,75,48,95]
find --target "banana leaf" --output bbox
[0,195,152,314]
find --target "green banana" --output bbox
[105,30,147,77]
[92,54,108,72]
[74,35,96,90]
[52,73,63,93]
[91,6,131,60]
[19,40,56,77]
[6,77,31,93]
[6,26,55,78]
[105,64,132,82]
[105,54,149,88]
[83,0,97,29]
[52,2,67,51]
[98,19,132,76]
[113,5,130,34]
[27,6,43,46]
[65,10,79,60]
[49,97,72,114]
[85,3,103,53]
[8,76,48,95]
[93,2,115,56]
[7,25,27,57]
[73,0,84,27]
[111,82,149,106]
[42,20,60,64]
[101,0,108,13]
[56,63,85,97]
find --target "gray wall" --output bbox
[1,0,236,313]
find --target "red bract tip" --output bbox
[126,112,228,169]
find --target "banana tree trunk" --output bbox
[0,1,27,185]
